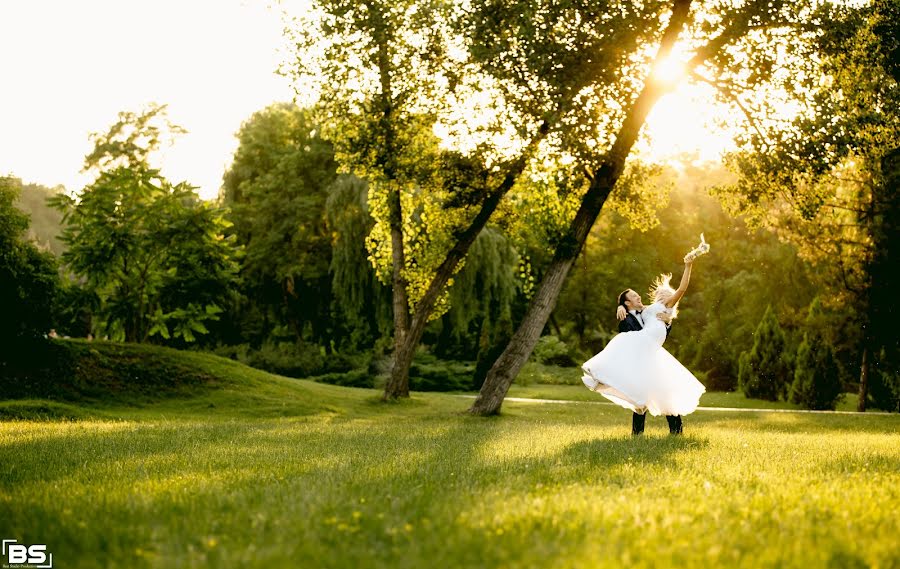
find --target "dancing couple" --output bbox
[581,235,710,435]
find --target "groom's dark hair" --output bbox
[618,289,633,307]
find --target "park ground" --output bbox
[2,342,899,568]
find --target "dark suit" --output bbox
[620,310,682,435]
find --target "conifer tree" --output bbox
[790,300,844,410]
[738,305,791,401]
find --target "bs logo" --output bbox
[2,539,53,568]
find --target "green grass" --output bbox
[505,383,863,412]
[2,343,899,568]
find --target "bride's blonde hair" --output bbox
[649,273,679,319]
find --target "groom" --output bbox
[616,289,683,436]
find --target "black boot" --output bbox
[666,415,683,435]
[632,411,646,435]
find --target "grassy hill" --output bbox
[0,339,385,422]
[2,340,899,568]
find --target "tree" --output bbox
[12,179,67,255]
[738,305,791,401]
[324,175,393,351]
[53,105,239,343]
[790,299,844,410]
[869,349,900,412]
[714,0,900,411]
[221,103,339,347]
[286,0,669,399]
[470,0,824,414]
[0,176,59,355]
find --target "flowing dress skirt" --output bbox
[581,330,706,416]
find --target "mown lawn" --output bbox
[2,346,899,568]
[505,382,863,411]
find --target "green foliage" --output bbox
[715,0,900,397]
[737,305,792,401]
[83,102,186,171]
[325,175,393,349]
[433,227,520,358]
[311,369,374,389]
[245,341,326,379]
[530,335,577,367]
[0,176,59,352]
[408,355,475,392]
[222,103,357,349]
[210,340,368,381]
[790,300,845,410]
[54,106,239,344]
[11,178,67,255]
[554,162,818,392]
[869,349,900,412]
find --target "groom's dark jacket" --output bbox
[619,311,671,338]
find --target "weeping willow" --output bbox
[325,175,392,349]
[434,226,520,359]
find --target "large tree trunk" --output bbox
[382,183,412,398]
[857,346,868,412]
[469,0,697,416]
[372,20,413,400]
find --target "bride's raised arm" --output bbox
[665,261,693,308]
[665,234,709,308]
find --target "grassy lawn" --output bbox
[2,344,899,568]
[505,382,863,412]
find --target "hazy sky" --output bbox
[0,0,298,200]
[1,1,734,201]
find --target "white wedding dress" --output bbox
[581,301,706,416]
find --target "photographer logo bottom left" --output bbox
[2,539,53,568]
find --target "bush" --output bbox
[531,335,577,367]
[516,362,581,386]
[789,300,844,410]
[312,369,374,388]
[790,328,844,411]
[210,341,365,379]
[738,305,792,401]
[869,349,900,412]
[409,360,474,392]
[244,341,325,378]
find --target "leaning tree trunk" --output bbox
[470,0,697,415]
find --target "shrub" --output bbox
[790,302,844,410]
[243,341,325,378]
[738,305,792,401]
[409,360,474,392]
[531,335,577,367]
[312,369,373,388]
[868,349,900,412]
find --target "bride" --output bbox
[581,236,708,421]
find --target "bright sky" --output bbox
[0,1,735,201]
[0,0,298,200]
